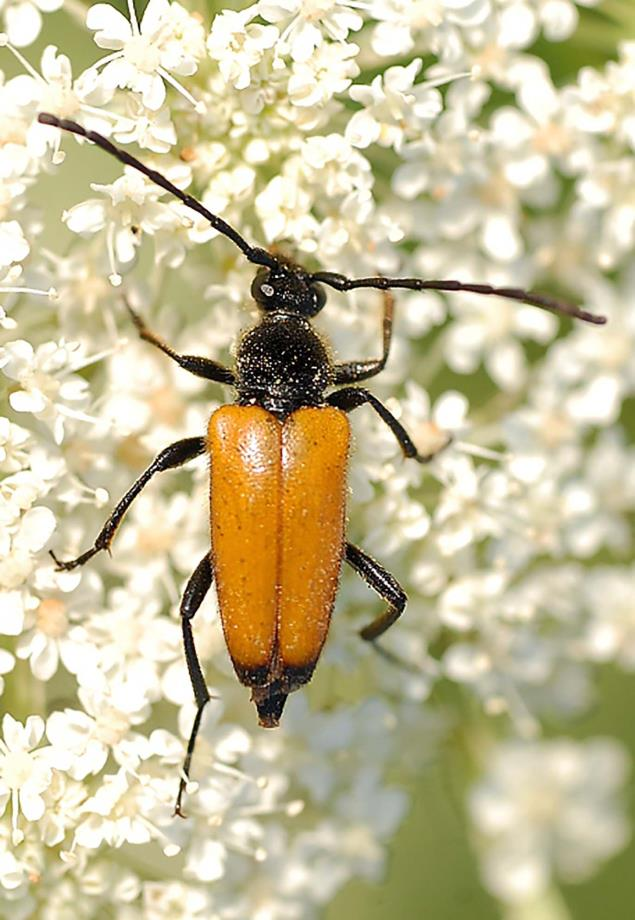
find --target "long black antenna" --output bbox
[39,112,606,326]
[311,273,606,326]
[37,113,276,269]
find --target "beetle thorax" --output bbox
[235,314,333,416]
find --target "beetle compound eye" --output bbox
[312,284,326,313]
[251,269,275,306]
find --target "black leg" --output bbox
[50,437,206,570]
[345,542,407,641]
[125,300,235,386]
[334,291,394,385]
[327,387,448,463]
[175,552,214,818]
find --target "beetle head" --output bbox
[250,260,326,318]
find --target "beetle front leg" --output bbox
[175,552,214,818]
[125,300,236,386]
[345,542,407,641]
[51,436,206,570]
[334,290,394,384]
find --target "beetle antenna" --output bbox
[311,271,607,326]
[37,113,277,269]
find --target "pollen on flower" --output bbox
[35,599,68,638]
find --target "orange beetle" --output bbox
[39,113,606,815]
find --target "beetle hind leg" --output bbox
[175,552,214,818]
[345,542,407,642]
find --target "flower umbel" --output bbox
[0,0,633,917]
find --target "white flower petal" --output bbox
[23,715,45,749]
[30,637,59,681]
[2,714,24,750]
[16,506,56,552]
[0,592,25,636]
[139,0,170,35]
[64,199,107,235]
[10,389,48,413]
[86,3,132,49]
[5,2,42,47]
[19,787,45,821]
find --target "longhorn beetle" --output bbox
[38,113,606,816]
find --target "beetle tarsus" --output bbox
[173,789,188,819]
[49,547,99,571]
[414,433,453,464]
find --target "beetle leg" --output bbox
[334,291,394,384]
[175,552,213,819]
[327,387,449,463]
[50,436,206,570]
[345,542,407,641]
[125,300,235,386]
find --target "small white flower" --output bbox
[207,8,278,91]
[581,566,635,669]
[287,41,359,108]
[370,0,445,56]
[499,0,598,46]
[69,584,180,711]
[0,41,119,165]
[401,381,468,456]
[86,0,205,110]
[15,562,102,681]
[111,96,177,153]
[469,737,629,903]
[0,714,69,845]
[0,220,29,270]
[0,0,63,48]
[74,768,170,849]
[46,691,137,780]
[63,170,180,284]
[432,453,508,554]
[143,881,212,920]
[347,60,444,151]
[0,419,31,474]
[0,338,93,443]
[442,280,557,389]
[259,0,366,62]
[255,173,320,245]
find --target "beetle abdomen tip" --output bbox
[253,688,288,728]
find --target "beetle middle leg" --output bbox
[125,300,235,385]
[327,387,449,463]
[175,551,214,818]
[345,542,407,641]
[51,436,206,570]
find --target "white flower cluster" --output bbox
[0,0,633,916]
[470,737,629,904]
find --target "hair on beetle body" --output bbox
[37,113,606,817]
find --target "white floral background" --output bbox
[1,0,635,917]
